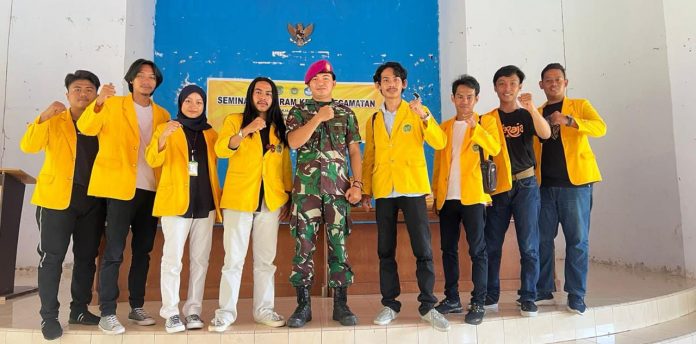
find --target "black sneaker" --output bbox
[69,310,100,325]
[464,304,485,325]
[520,301,538,317]
[567,295,587,315]
[41,318,63,340]
[483,295,498,311]
[435,298,463,314]
[536,293,554,305]
[516,293,555,306]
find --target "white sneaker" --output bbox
[165,315,185,334]
[185,314,204,330]
[255,311,286,328]
[99,315,125,335]
[208,316,232,332]
[373,306,398,326]
[420,309,450,332]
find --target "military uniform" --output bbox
[286,99,361,288]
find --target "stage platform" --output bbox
[2,261,696,343]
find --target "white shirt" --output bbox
[134,102,156,191]
[446,120,468,200]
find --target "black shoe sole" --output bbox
[436,307,463,314]
[334,315,358,326]
[68,318,100,326]
[287,315,312,328]
[464,317,483,325]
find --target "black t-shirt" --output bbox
[72,120,99,187]
[256,126,270,212]
[182,127,215,218]
[540,101,574,187]
[499,108,537,174]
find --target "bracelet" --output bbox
[351,181,363,190]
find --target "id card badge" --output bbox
[188,160,198,176]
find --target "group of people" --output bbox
[20,57,605,340]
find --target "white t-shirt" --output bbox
[134,102,156,191]
[445,120,468,200]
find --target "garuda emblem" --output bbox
[287,23,314,47]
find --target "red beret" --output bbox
[304,59,333,84]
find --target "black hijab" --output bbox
[176,84,211,131]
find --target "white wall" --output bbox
[1,0,154,268]
[664,0,696,277]
[439,0,693,274]
[563,0,684,272]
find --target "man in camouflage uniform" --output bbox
[285,60,363,327]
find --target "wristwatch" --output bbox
[566,116,575,127]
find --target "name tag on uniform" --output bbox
[188,161,198,176]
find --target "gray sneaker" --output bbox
[99,315,125,335]
[128,308,156,326]
[208,316,232,332]
[165,315,185,333]
[420,309,450,332]
[255,311,286,328]
[373,306,398,325]
[185,314,204,330]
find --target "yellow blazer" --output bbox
[77,95,170,200]
[432,114,501,209]
[214,114,292,212]
[533,98,606,185]
[145,125,222,221]
[362,100,447,199]
[20,111,78,210]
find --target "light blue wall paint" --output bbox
[154,0,440,183]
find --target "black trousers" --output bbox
[98,188,158,316]
[36,183,105,320]
[376,196,437,315]
[439,200,487,305]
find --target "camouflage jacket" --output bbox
[286,99,361,195]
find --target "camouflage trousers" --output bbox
[289,193,354,288]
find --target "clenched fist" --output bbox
[39,101,67,123]
[96,83,116,106]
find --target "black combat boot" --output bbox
[287,286,312,328]
[332,286,358,325]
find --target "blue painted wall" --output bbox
[154,0,440,180]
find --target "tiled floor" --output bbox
[1,261,695,343]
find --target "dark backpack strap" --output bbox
[477,115,487,161]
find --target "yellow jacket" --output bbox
[145,125,222,221]
[77,95,170,200]
[432,114,501,209]
[20,111,78,210]
[362,100,447,199]
[533,98,606,185]
[214,114,292,212]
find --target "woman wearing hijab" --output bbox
[208,77,292,332]
[145,84,221,333]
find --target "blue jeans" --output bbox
[485,176,540,302]
[537,185,593,298]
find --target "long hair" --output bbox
[241,77,288,146]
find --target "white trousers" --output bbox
[159,211,215,318]
[215,205,280,323]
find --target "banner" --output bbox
[207,78,382,138]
